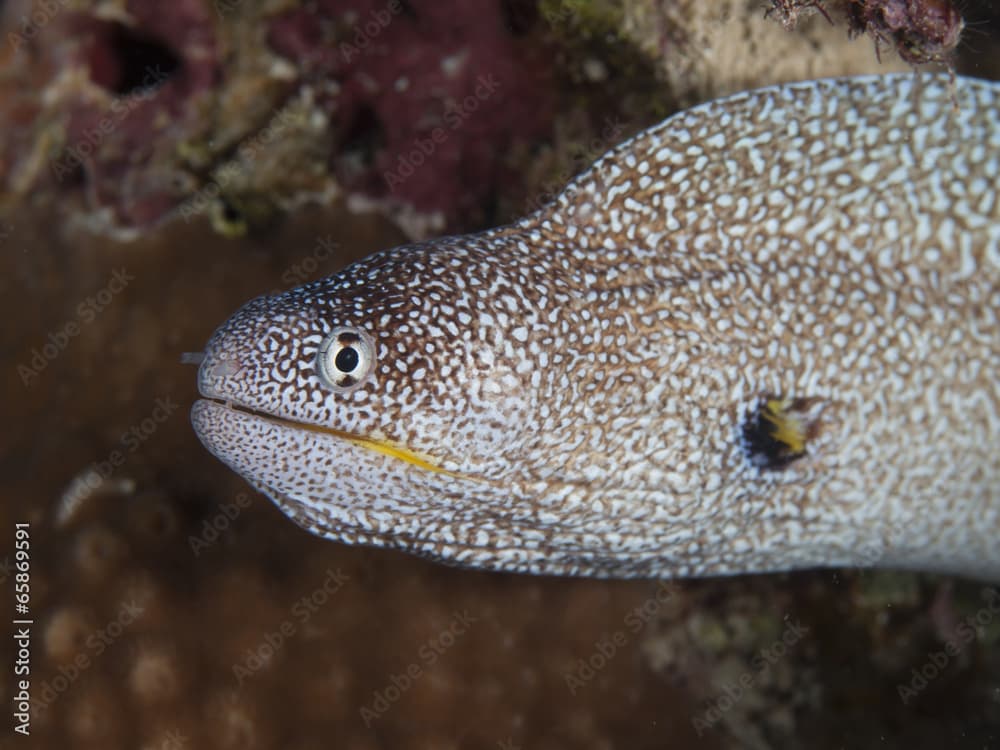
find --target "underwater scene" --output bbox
[2,1,999,748]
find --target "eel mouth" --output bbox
[195,397,468,478]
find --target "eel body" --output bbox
[192,74,1000,580]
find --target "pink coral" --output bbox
[267,0,555,227]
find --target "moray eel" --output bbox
[192,74,1000,580]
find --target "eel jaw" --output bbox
[191,397,467,478]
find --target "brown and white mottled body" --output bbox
[192,74,1000,580]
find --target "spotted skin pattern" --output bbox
[193,74,1000,580]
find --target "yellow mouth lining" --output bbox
[217,400,472,479]
[289,419,456,475]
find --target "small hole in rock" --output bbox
[396,0,418,20]
[338,105,385,172]
[220,201,242,224]
[97,21,182,96]
[500,0,538,35]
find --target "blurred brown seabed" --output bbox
[1,0,1000,748]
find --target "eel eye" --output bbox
[317,327,375,391]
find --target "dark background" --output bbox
[1,1,999,748]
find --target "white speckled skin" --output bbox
[192,74,1000,580]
